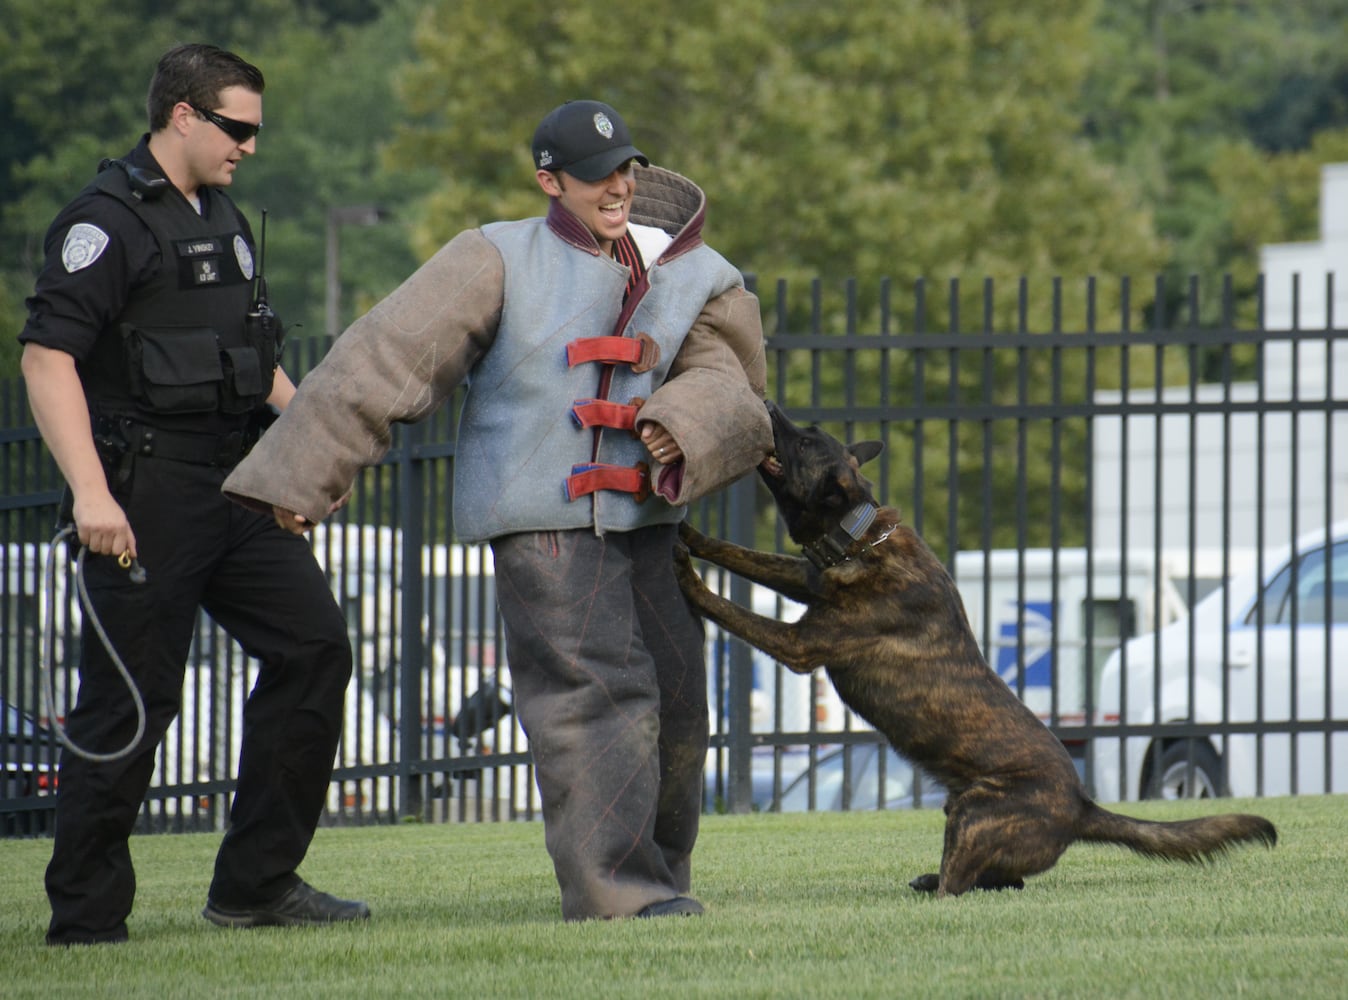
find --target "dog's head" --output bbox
[758,400,883,548]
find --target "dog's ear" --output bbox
[849,440,883,466]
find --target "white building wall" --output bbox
[1093,163,1348,554]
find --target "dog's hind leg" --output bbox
[935,791,1068,897]
[974,872,1025,891]
[910,796,954,892]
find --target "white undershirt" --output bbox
[629,222,673,266]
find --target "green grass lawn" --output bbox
[2,796,1344,998]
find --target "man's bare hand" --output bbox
[73,492,136,558]
[273,505,313,535]
[639,422,682,464]
[327,489,353,516]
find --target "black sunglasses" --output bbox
[189,103,262,144]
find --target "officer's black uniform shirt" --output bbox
[22,137,252,356]
[20,137,260,436]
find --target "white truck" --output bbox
[949,546,1250,769]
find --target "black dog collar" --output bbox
[802,501,879,570]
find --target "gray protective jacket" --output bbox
[222,166,771,539]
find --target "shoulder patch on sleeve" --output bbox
[233,234,255,280]
[61,223,111,273]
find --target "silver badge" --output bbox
[593,112,614,139]
[61,223,110,273]
[234,234,255,280]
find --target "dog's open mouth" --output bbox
[759,452,783,478]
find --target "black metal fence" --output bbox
[3,274,1345,836]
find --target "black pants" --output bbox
[45,454,352,945]
[491,524,708,920]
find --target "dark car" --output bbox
[1,697,59,836]
[775,743,946,813]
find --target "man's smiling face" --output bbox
[537,159,637,256]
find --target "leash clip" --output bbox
[117,550,147,584]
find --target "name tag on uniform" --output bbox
[178,238,223,257]
[176,237,224,285]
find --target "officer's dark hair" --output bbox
[146,44,265,132]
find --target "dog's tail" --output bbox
[1074,801,1276,863]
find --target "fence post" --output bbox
[398,423,426,820]
[725,474,757,813]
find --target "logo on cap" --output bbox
[593,112,614,139]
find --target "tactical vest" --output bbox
[78,161,273,430]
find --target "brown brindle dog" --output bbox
[674,400,1276,896]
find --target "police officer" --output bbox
[19,43,367,945]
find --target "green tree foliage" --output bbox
[0,0,312,250]
[1080,0,1348,325]
[0,1,270,373]
[0,0,424,377]
[224,0,435,341]
[388,0,1169,546]
[0,0,182,353]
[392,0,1164,332]
[2,0,1345,546]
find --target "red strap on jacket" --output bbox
[565,463,651,503]
[570,398,644,432]
[566,333,660,373]
[567,337,640,365]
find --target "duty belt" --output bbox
[101,416,258,468]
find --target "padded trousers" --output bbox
[491,524,708,920]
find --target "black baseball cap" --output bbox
[532,100,648,182]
